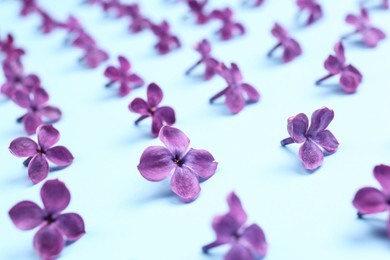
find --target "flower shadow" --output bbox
[356,216,389,240]
[50,164,71,173]
[132,180,184,205]
[315,82,348,96]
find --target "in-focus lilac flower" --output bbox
[268,23,302,63]
[185,39,219,80]
[316,41,363,93]
[129,83,176,137]
[150,21,181,54]
[343,8,386,48]
[9,125,73,183]
[203,192,268,260]
[124,3,151,33]
[9,179,85,259]
[296,0,323,26]
[280,107,339,170]
[209,63,260,114]
[137,126,218,202]
[0,34,25,62]
[210,8,245,40]
[242,0,265,7]
[12,87,62,135]
[104,55,144,97]
[353,165,390,227]
[20,0,39,16]
[187,0,210,24]
[1,60,40,98]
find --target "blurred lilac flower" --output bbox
[353,165,390,224]
[280,107,339,170]
[296,0,323,26]
[125,3,151,33]
[0,34,25,62]
[210,8,245,40]
[9,179,85,259]
[71,31,96,50]
[343,8,386,47]
[210,63,260,114]
[104,55,144,97]
[12,87,62,135]
[203,192,268,260]
[150,21,181,54]
[187,0,211,24]
[63,15,83,35]
[129,83,176,137]
[9,125,73,183]
[20,0,39,16]
[37,10,63,34]
[185,39,219,80]
[316,41,363,93]
[81,46,109,68]
[268,23,302,62]
[242,0,265,7]
[1,60,40,98]
[137,126,218,202]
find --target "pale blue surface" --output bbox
[1,0,390,259]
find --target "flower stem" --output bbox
[280,137,294,146]
[134,115,149,125]
[315,74,335,85]
[209,87,229,103]
[341,30,358,40]
[16,114,25,123]
[202,241,226,253]
[185,60,202,75]
[23,157,32,167]
[357,212,364,219]
[267,42,282,57]
[105,81,115,88]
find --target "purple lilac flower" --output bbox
[36,10,63,34]
[9,125,73,183]
[316,41,363,93]
[129,83,176,137]
[185,39,219,80]
[210,8,245,40]
[296,0,323,26]
[104,55,144,97]
[0,34,25,62]
[81,46,109,68]
[203,192,268,260]
[280,107,339,170]
[209,63,260,114]
[242,0,265,7]
[353,165,390,227]
[137,126,218,202]
[9,179,85,259]
[20,0,39,16]
[124,3,152,33]
[343,8,386,47]
[12,87,62,135]
[268,23,302,63]
[150,21,181,54]
[187,0,211,24]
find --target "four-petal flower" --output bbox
[296,0,323,26]
[186,39,219,80]
[268,23,302,63]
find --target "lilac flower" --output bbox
[242,0,265,7]
[71,31,96,50]
[185,39,219,80]
[129,83,176,137]
[0,34,25,62]
[81,46,109,68]
[37,10,63,34]
[20,0,39,16]
[104,56,144,97]
[353,165,390,226]
[9,179,85,259]
[9,125,73,183]
[316,41,363,93]
[150,21,181,54]
[1,60,40,98]
[203,192,268,260]
[124,3,151,33]
[343,8,386,48]
[296,0,323,26]
[209,63,260,114]
[63,15,83,35]
[268,23,302,63]
[12,87,62,135]
[210,8,245,40]
[137,126,217,202]
[187,0,210,24]
[280,107,339,170]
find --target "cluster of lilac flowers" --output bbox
[19,0,109,68]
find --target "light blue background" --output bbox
[1,0,390,259]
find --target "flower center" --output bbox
[173,156,183,166]
[43,214,56,224]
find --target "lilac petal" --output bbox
[12,90,31,108]
[225,87,245,114]
[241,224,268,257]
[334,41,345,64]
[24,113,42,135]
[33,87,49,106]
[226,192,248,226]
[9,201,44,230]
[373,164,390,193]
[128,74,144,86]
[129,98,149,115]
[46,146,74,166]
[362,29,385,48]
[41,179,71,214]
[312,130,339,153]
[118,83,131,97]
[170,166,200,202]
[118,55,130,71]
[307,107,334,135]
[324,55,343,74]
[225,243,253,260]
[37,125,60,149]
[104,66,121,80]
[183,148,217,179]
[28,154,49,184]
[137,146,175,181]
[40,106,62,121]
[282,39,302,62]
[33,225,65,260]
[352,187,387,214]
[340,69,361,94]
[56,213,85,241]
[159,126,190,158]
[151,117,163,137]
[9,137,38,157]
[155,106,176,125]
[241,83,260,102]
[287,113,309,143]
[212,213,242,242]
[345,14,359,25]
[230,63,243,82]
[147,83,163,107]
[298,139,324,170]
